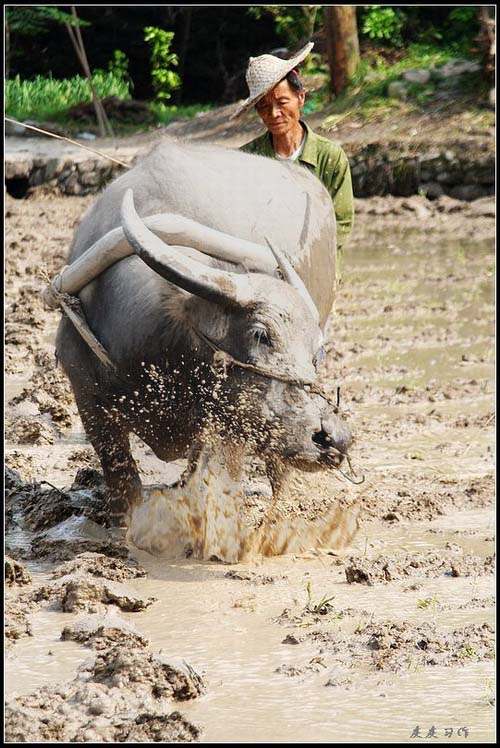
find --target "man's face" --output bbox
[255,79,305,136]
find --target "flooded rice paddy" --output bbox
[5,193,495,742]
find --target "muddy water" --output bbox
[5,200,495,742]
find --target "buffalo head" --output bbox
[121,189,352,472]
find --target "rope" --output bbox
[5,116,131,169]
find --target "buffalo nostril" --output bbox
[312,428,332,450]
[313,418,352,456]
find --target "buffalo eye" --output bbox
[251,325,272,348]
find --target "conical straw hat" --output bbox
[230,42,314,120]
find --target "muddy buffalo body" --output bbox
[54,139,352,527]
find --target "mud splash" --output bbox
[129,446,360,562]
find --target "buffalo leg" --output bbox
[76,395,143,528]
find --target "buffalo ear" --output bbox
[264,236,319,323]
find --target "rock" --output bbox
[421,182,444,200]
[432,59,481,79]
[386,81,408,100]
[62,174,82,195]
[80,171,101,187]
[76,160,97,174]
[448,184,492,201]
[76,132,97,140]
[402,69,431,84]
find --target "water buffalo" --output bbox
[49,138,352,531]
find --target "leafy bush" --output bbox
[361,6,405,47]
[144,26,181,102]
[446,6,480,41]
[107,50,133,90]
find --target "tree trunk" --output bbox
[324,6,360,97]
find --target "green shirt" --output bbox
[239,120,354,274]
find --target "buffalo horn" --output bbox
[121,189,253,308]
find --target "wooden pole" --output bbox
[66,7,114,137]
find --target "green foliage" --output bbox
[246,5,322,49]
[107,50,133,91]
[5,71,131,122]
[6,6,90,34]
[144,26,181,102]
[362,6,405,47]
[304,582,337,616]
[447,6,480,41]
[417,594,440,611]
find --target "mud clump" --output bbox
[113,712,200,743]
[5,553,152,649]
[63,576,156,613]
[5,416,56,445]
[61,611,149,650]
[4,593,36,647]
[224,569,286,585]
[5,556,32,586]
[51,552,147,582]
[92,646,205,699]
[356,473,495,523]
[34,573,156,613]
[344,550,495,585]
[305,621,495,672]
[5,466,125,563]
[5,645,204,743]
[19,471,108,532]
[28,535,129,563]
[363,621,495,671]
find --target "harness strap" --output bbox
[46,284,118,374]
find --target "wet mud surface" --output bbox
[5,191,495,742]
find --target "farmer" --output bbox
[233,42,354,278]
